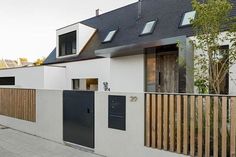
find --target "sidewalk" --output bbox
[0,127,102,157]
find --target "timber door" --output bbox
[63,91,94,148]
[157,53,179,92]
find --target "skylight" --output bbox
[180,11,196,27]
[140,20,157,35]
[103,30,117,43]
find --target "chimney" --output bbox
[96,9,100,16]
[138,0,142,19]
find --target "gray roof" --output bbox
[44,0,236,64]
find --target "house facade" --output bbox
[0,0,236,94]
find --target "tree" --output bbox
[34,57,45,66]
[191,0,236,94]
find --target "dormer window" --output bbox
[140,20,157,36]
[103,30,117,43]
[180,11,196,27]
[59,31,76,56]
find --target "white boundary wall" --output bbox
[95,92,185,157]
[0,90,186,157]
[0,90,63,143]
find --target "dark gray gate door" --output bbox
[63,91,94,148]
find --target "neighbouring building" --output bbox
[0,0,235,94]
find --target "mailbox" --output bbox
[108,95,126,131]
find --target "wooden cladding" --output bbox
[0,88,36,122]
[145,93,236,157]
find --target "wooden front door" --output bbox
[157,53,178,93]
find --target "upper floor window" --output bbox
[180,11,196,27]
[140,20,157,36]
[59,31,76,56]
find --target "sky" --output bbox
[0,0,137,61]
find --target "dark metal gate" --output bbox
[63,91,94,148]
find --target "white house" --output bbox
[0,0,236,94]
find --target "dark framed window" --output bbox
[59,31,76,56]
[0,77,15,85]
[72,78,98,91]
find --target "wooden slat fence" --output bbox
[0,88,36,122]
[145,93,236,157]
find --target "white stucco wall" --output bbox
[0,90,63,143]
[0,66,66,90]
[0,66,44,89]
[95,92,185,157]
[44,66,67,89]
[54,58,110,91]
[109,54,145,92]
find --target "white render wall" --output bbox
[43,66,66,89]
[95,92,185,157]
[110,54,145,92]
[54,58,110,91]
[0,66,66,90]
[0,90,63,143]
[0,66,44,89]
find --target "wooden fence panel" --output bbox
[145,94,151,147]
[163,95,169,150]
[183,95,188,155]
[0,88,36,122]
[169,95,175,152]
[176,95,182,154]
[157,95,163,149]
[221,97,227,157]
[214,97,219,157]
[151,94,156,148]
[190,96,195,157]
[198,96,203,157]
[231,97,236,157]
[205,96,211,157]
[145,93,236,157]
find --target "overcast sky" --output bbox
[0,0,136,61]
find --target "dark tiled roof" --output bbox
[44,0,236,64]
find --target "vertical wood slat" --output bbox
[183,95,188,155]
[163,95,169,150]
[231,97,236,157]
[214,97,219,157]
[32,90,36,122]
[190,96,195,157]
[177,95,182,154]
[205,96,211,157]
[157,95,163,149]
[145,94,151,147]
[151,94,157,148]
[169,95,175,152]
[198,96,203,157]
[221,97,227,157]
[0,88,35,122]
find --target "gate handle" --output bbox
[158,72,161,85]
[87,108,90,114]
